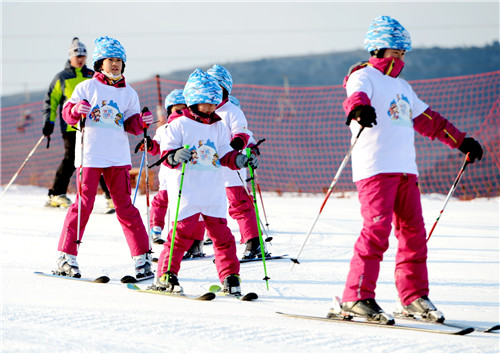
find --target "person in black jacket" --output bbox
[42,37,114,212]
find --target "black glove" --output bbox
[458,137,483,163]
[134,136,153,153]
[235,154,259,169]
[247,143,261,156]
[230,137,245,151]
[43,121,54,136]
[346,105,377,128]
[167,147,192,165]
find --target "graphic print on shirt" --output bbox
[88,99,124,129]
[189,139,221,171]
[387,94,413,127]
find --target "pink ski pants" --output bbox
[157,213,240,282]
[226,186,259,244]
[58,166,150,257]
[342,173,429,306]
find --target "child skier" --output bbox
[206,65,266,260]
[153,69,258,294]
[328,16,483,324]
[136,89,207,257]
[55,36,154,279]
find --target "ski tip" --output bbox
[455,327,475,335]
[94,275,110,283]
[121,275,137,283]
[484,324,500,333]
[126,283,141,290]
[198,292,216,301]
[209,284,222,293]
[241,292,258,301]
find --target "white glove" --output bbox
[72,100,91,116]
[141,111,154,125]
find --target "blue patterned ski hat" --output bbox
[183,69,223,107]
[229,95,241,108]
[92,36,127,64]
[164,89,186,110]
[364,16,412,52]
[68,37,87,58]
[207,65,233,94]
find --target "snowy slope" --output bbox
[1,185,498,353]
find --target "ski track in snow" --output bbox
[1,185,498,353]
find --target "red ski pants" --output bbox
[342,173,429,306]
[157,213,240,282]
[226,186,259,244]
[58,166,150,257]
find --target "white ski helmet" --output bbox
[364,15,412,53]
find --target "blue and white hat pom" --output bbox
[207,64,233,94]
[364,15,412,52]
[183,69,223,107]
[92,36,127,64]
[164,89,186,110]
[229,95,241,108]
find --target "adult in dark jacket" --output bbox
[42,37,114,212]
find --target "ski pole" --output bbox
[256,179,269,230]
[76,104,88,251]
[1,135,45,198]
[236,171,271,241]
[132,152,145,205]
[290,127,365,271]
[165,145,190,283]
[246,148,270,290]
[426,153,471,242]
[141,107,151,243]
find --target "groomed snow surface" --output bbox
[1,185,498,353]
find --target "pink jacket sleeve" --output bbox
[124,113,146,136]
[413,107,466,149]
[62,102,80,126]
[148,140,161,156]
[343,91,371,115]
[219,150,241,170]
[231,132,250,148]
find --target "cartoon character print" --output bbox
[387,94,412,127]
[90,107,101,122]
[188,139,221,171]
[87,99,124,129]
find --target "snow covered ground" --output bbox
[1,185,498,353]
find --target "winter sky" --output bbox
[2,0,499,97]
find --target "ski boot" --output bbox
[223,274,242,296]
[327,296,395,325]
[396,296,445,323]
[150,226,164,244]
[55,252,81,278]
[183,239,205,259]
[133,253,153,279]
[104,196,115,214]
[151,272,183,294]
[203,236,213,245]
[46,194,72,208]
[241,237,271,260]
